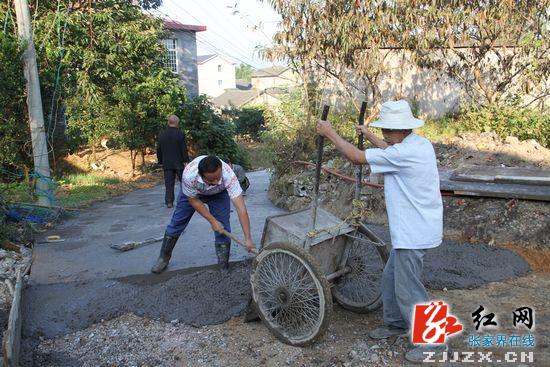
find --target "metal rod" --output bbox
[310,103,331,231]
[326,266,351,281]
[354,101,368,200]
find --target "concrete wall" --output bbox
[249,51,549,118]
[198,56,236,98]
[244,93,282,107]
[165,30,199,98]
[378,51,465,118]
[251,69,301,91]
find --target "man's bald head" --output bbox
[168,115,179,127]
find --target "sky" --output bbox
[152,0,283,69]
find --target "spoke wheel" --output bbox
[332,229,388,313]
[251,242,332,346]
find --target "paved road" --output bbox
[30,170,284,285]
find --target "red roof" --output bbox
[164,20,206,32]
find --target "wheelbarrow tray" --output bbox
[260,207,355,275]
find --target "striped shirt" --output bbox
[181,156,242,199]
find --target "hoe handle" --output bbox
[220,229,258,255]
[354,101,368,200]
[311,103,331,230]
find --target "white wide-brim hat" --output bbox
[370,100,424,129]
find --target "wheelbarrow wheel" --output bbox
[332,227,388,313]
[251,242,332,346]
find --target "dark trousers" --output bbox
[163,169,183,205]
[165,190,231,244]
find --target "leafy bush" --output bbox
[457,104,549,148]
[418,116,461,142]
[261,90,363,171]
[0,33,28,170]
[232,107,266,140]
[181,96,249,167]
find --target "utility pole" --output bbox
[14,0,53,206]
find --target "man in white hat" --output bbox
[317,100,445,362]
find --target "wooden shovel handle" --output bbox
[220,229,258,255]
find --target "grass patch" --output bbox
[56,185,116,208]
[417,117,461,142]
[55,173,123,207]
[1,173,123,208]
[59,173,121,186]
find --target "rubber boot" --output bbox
[215,242,231,270]
[151,234,179,274]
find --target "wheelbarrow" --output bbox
[249,102,389,346]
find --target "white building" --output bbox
[197,54,236,98]
[162,20,206,98]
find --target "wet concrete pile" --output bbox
[22,232,530,345]
[366,224,531,290]
[22,261,253,341]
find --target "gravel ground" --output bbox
[31,273,549,367]
[1,245,33,360]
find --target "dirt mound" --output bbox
[435,132,550,169]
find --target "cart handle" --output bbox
[311,103,331,231]
[354,101,368,200]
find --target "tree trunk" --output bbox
[140,149,147,173]
[130,149,136,171]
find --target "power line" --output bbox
[149,7,255,65]
[167,1,259,65]
[148,7,297,82]
[196,36,299,84]
[214,0,273,44]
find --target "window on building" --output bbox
[218,65,222,72]
[162,38,178,73]
[218,80,223,87]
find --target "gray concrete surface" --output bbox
[30,170,284,285]
[21,169,530,366]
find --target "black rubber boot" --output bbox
[215,242,231,269]
[151,234,179,274]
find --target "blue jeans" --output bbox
[382,248,429,330]
[165,190,231,244]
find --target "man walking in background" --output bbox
[157,115,189,208]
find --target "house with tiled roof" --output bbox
[162,20,206,98]
[250,65,301,91]
[197,53,236,98]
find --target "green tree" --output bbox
[262,1,549,109]
[235,63,254,81]
[233,107,266,139]
[399,1,549,107]
[181,96,248,166]
[0,32,28,170]
[34,1,181,167]
[111,70,186,170]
